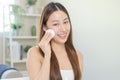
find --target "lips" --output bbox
[57,33,67,39]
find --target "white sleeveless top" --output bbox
[60,70,74,80]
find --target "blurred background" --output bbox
[0,0,120,80]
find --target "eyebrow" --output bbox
[52,17,69,22]
[64,17,69,21]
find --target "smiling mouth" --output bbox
[57,33,67,39]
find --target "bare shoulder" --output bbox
[28,46,39,53]
[76,49,83,60]
[76,49,83,72]
[27,46,43,62]
[26,46,44,79]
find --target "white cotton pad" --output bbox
[46,29,55,38]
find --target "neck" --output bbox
[51,41,66,54]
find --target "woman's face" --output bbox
[46,10,71,44]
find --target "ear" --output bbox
[43,26,47,32]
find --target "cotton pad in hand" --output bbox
[46,29,55,38]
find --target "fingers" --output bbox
[40,31,53,45]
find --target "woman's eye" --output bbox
[64,21,68,24]
[53,23,58,26]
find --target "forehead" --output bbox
[48,10,68,22]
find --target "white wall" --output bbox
[44,0,120,80]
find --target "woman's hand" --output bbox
[38,31,53,57]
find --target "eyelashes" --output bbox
[53,21,69,26]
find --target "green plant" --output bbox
[24,45,32,53]
[31,25,36,36]
[11,23,22,30]
[10,4,23,14]
[27,0,37,6]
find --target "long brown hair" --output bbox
[38,2,82,80]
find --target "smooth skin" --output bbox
[26,10,83,80]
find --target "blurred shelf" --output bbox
[20,71,29,77]
[6,58,27,63]
[3,6,39,70]
[5,36,37,39]
[21,13,41,17]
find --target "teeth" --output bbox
[60,33,66,35]
[58,34,66,37]
[58,33,66,36]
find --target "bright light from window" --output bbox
[0,0,15,32]
[0,5,3,32]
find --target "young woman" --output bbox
[26,2,83,80]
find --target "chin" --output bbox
[52,38,67,44]
[58,38,68,44]
[59,41,66,44]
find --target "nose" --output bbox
[58,24,66,31]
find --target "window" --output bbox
[0,0,15,32]
[0,5,3,32]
